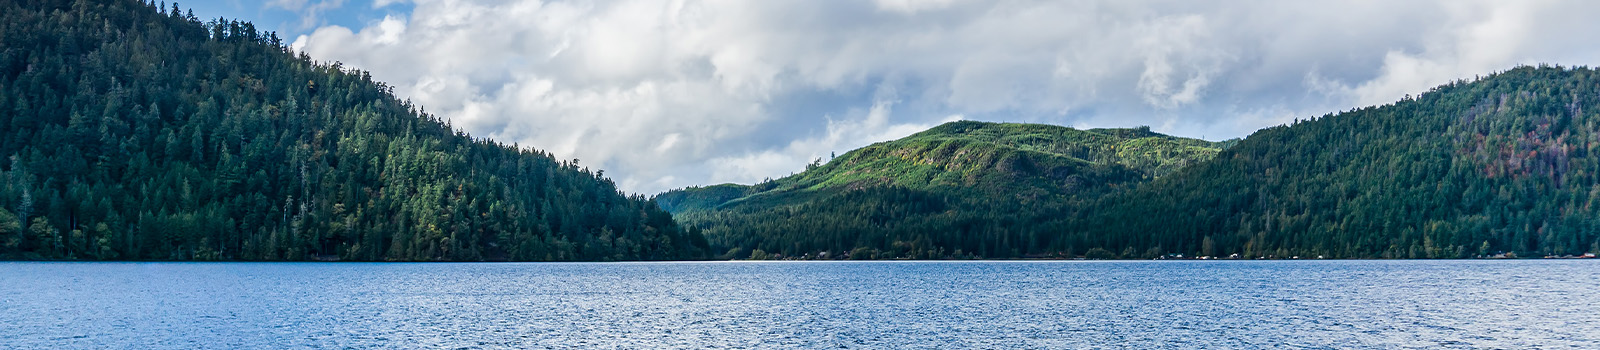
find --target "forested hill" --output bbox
[666,66,1600,261]
[0,0,708,261]
[1078,65,1600,259]
[657,121,1227,259]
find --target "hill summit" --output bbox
[658,120,1228,259]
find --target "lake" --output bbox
[2,260,1595,349]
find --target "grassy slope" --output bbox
[655,121,1227,258]
[662,121,1228,214]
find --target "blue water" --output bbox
[1,260,1595,349]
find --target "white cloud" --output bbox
[708,100,960,184]
[1343,2,1542,107]
[371,15,405,45]
[874,0,957,15]
[1134,14,1228,109]
[292,0,1600,194]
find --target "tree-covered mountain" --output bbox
[1078,65,1600,259]
[0,0,708,261]
[669,65,1600,260]
[658,121,1229,259]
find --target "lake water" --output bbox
[2,260,1595,349]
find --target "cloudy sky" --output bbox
[193,0,1600,195]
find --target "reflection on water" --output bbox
[2,260,1595,349]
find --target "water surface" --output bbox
[2,260,1595,349]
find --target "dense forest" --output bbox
[1077,65,1600,259]
[667,66,1600,260]
[0,0,708,261]
[658,121,1229,259]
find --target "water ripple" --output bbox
[1,260,1596,349]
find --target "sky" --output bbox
[189,0,1600,195]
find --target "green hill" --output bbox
[0,0,708,261]
[658,121,1228,259]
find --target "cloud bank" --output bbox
[290,0,1600,194]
